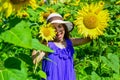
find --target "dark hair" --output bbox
[47,16,70,41]
[51,24,70,42]
[62,24,69,39]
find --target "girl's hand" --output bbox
[32,50,45,64]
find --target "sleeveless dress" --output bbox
[42,39,76,80]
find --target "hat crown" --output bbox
[47,13,62,21]
[46,13,73,32]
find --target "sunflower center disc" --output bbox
[83,13,98,29]
[43,28,50,37]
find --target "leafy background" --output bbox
[0,0,120,80]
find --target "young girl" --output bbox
[32,13,91,80]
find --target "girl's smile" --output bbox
[52,23,65,42]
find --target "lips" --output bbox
[56,31,63,39]
[57,33,62,38]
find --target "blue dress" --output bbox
[42,39,76,80]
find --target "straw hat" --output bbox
[47,13,73,32]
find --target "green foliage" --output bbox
[0,57,28,80]
[101,53,119,74]
[73,0,120,80]
[32,39,53,52]
[38,70,47,79]
[0,0,120,80]
[0,20,53,52]
[0,21,32,49]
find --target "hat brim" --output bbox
[50,20,73,32]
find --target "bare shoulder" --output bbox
[70,37,92,46]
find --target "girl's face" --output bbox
[53,23,65,42]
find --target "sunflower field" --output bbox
[0,0,120,80]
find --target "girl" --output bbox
[32,13,91,80]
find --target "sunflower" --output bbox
[46,7,56,14]
[74,1,110,39]
[63,13,70,20]
[39,12,45,23]
[39,23,56,42]
[16,11,29,18]
[0,0,37,18]
[38,7,55,23]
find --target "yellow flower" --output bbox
[43,12,51,19]
[39,12,45,23]
[39,0,45,6]
[39,12,51,23]
[16,11,29,18]
[71,0,81,6]
[0,0,37,18]
[50,0,57,4]
[39,23,56,42]
[116,1,120,5]
[63,13,70,20]
[46,7,56,13]
[38,8,55,23]
[74,1,110,39]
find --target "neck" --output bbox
[54,39,65,43]
[54,39,66,49]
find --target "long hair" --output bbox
[62,24,69,39]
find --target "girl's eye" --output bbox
[58,24,63,28]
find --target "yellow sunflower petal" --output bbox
[6,2,12,18]
[74,1,110,39]
[29,0,37,9]
[3,1,9,9]
[39,12,45,23]
[1,0,37,17]
[39,23,56,42]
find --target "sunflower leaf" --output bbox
[0,57,28,80]
[32,39,53,52]
[38,70,46,79]
[0,20,32,49]
[0,20,53,52]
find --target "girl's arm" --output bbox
[32,41,48,64]
[32,50,46,64]
[70,37,92,46]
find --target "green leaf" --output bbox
[27,7,39,22]
[113,73,120,80]
[0,20,53,52]
[90,61,98,70]
[104,33,116,38]
[0,20,32,49]
[107,53,119,74]
[18,53,33,66]
[4,57,21,70]
[37,6,47,12]
[101,53,119,74]
[91,71,101,80]
[32,39,53,52]
[101,56,112,68]
[0,57,27,80]
[38,70,46,79]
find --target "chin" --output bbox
[59,38,64,41]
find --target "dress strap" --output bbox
[66,38,73,46]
